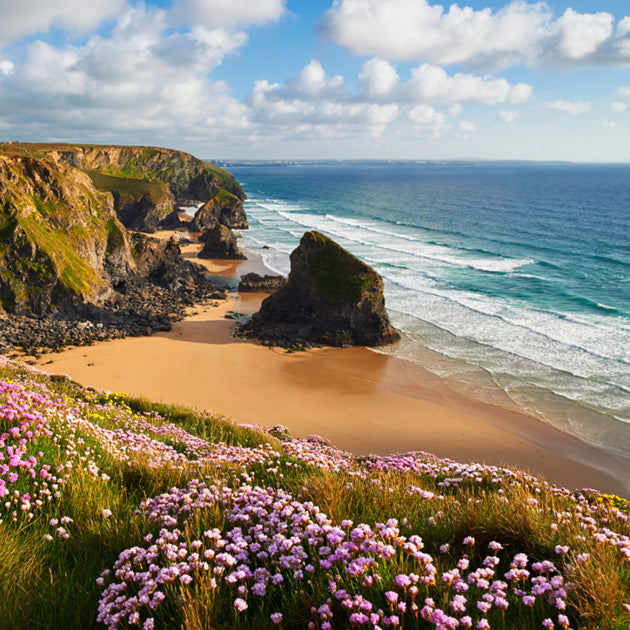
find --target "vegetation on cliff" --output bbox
[0,355,628,629]
[0,155,132,314]
[0,142,245,233]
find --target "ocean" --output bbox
[220,160,630,463]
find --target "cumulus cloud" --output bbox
[407,105,447,136]
[287,60,345,98]
[545,100,592,115]
[359,58,400,99]
[610,101,627,112]
[406,64,532,104]
[617,85,630,99]
[248,62,399,138]
[0,0,126,48]
[0,60,14,76]
[320,0,630,69]
[245,57,532,142]
[601,120,617,129]
[555,8,613,59]
[0,6,251,145]
[499,110,519,123]
[171,0,287,29]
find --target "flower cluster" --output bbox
[98,477,585,630]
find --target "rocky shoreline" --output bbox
[0,275,225,356]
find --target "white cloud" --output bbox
[499,110,519,123]
[0,6,251,144]
[288,60,345,98]
[555,9,613,59]
[359,58,400,99]
[321,0,630,69]
[171,0,287,29]
[407,105,447,137]
[0,59,14,76]
[458,120,478,133]
[602,120,617,129]
[610,101,627,112]
[406,63,532,104]
[545,100,592,115]
[0,0,126,48]
[248,61,399,138]
[617,85,630,99]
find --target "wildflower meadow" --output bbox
[0,355,628,629]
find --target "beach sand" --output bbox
[31,233,630,498]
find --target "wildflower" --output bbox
[102,509,113,519]
[271,612,283,624]
[543,620,554,629]
[233,597,248,612]
[385,591,398,604]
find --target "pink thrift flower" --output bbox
[234,597,248,612]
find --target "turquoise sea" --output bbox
[220,160,630,463]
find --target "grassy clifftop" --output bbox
[0,355,628,629]
[0,142,244,202]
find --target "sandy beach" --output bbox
[31,234,630,498]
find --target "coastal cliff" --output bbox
[0,155,133,315]
[0,142,245,233]
[0,148,224,351]
[245,231,400,347]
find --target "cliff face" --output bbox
[246,231,400,347]
[0,143,245,233]
[0,155,133,315]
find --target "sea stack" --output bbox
[247,231,400,347]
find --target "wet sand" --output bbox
[32,234,630,498]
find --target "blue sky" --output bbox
[1,0,630,161]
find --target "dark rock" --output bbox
[158,209,185,229]
[197,219,246,260]
[243,231,399,347]
[191,189,248,231]
[238,272,286,293]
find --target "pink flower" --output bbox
[270,612,283,624]
[233,597,248,612]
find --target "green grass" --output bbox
[18,212,99,296]
[87,171,170,207]
[303,231,380,303]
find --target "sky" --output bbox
[1,0,630,161]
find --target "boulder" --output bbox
[238,272,286,293]
[245,231,399,347]
[197,219,246,260]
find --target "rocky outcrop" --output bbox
[131,232,212,289]
[0,142,245,233]
[191,189,248,231]
[244,231,399,347]
[197,219,246,260]
[238,272,286,293]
